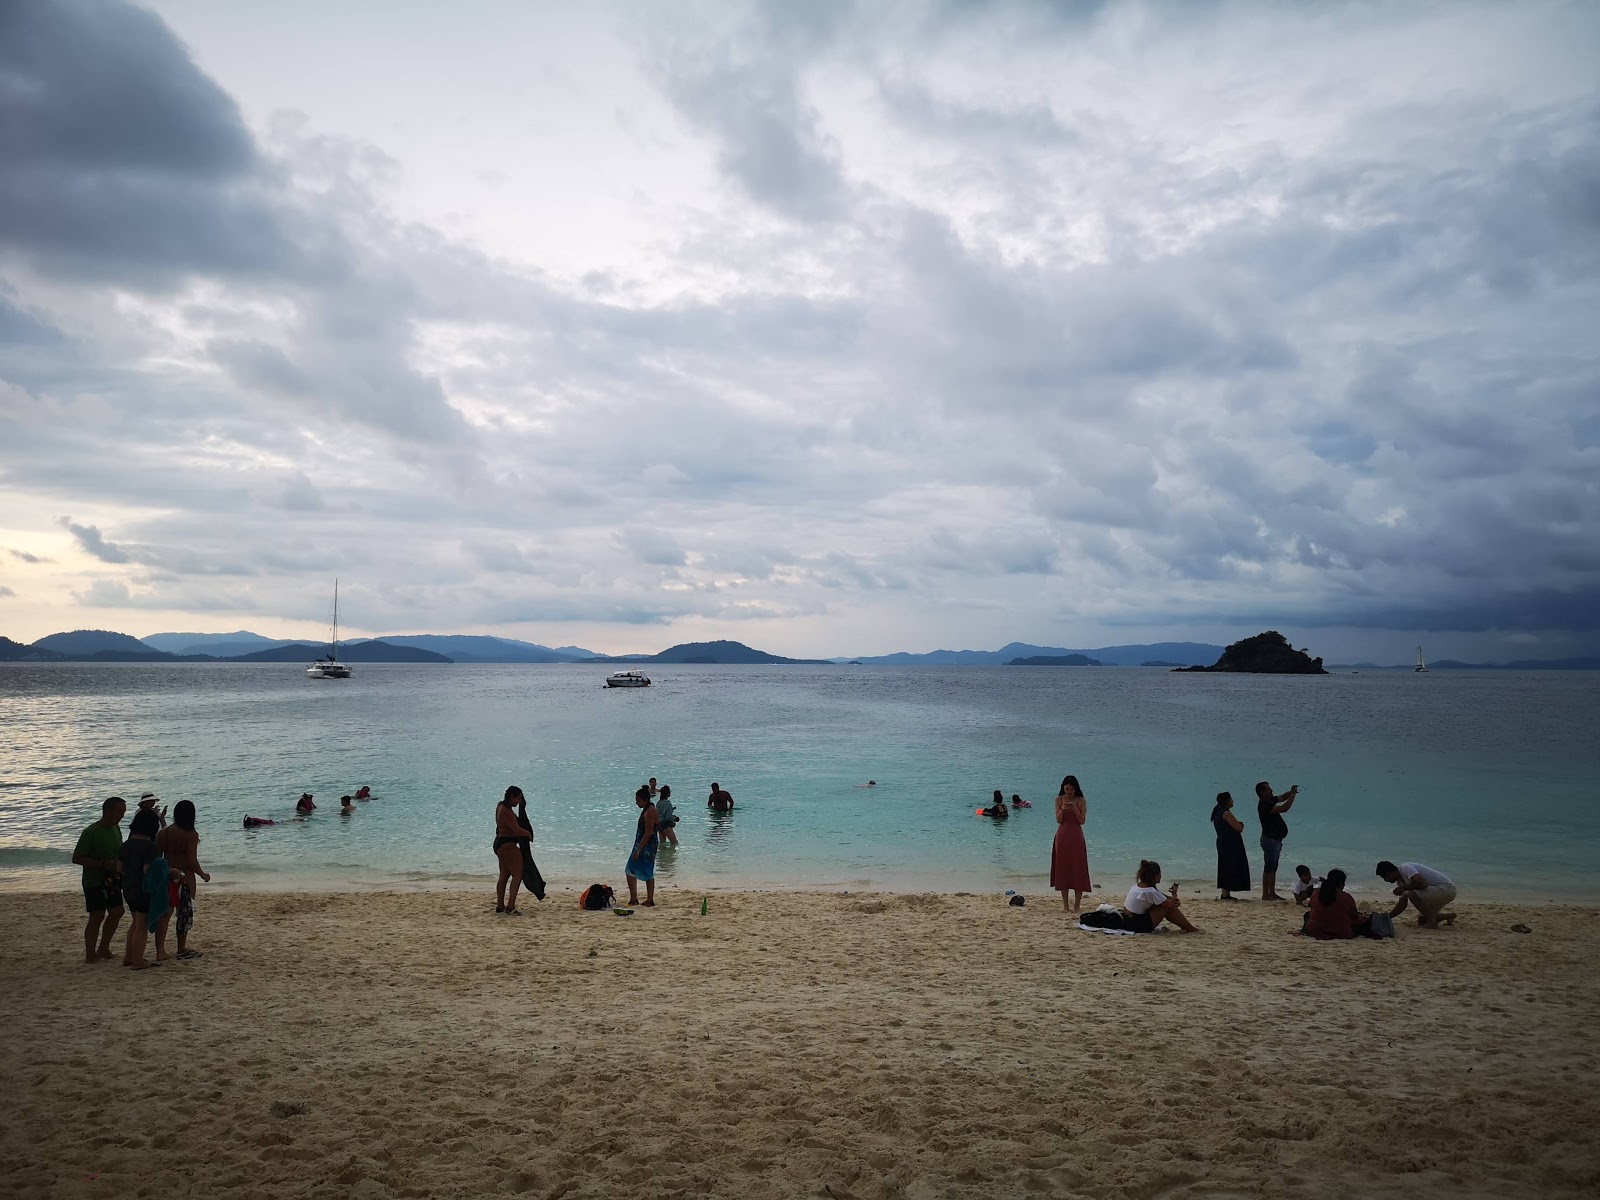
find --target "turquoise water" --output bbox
[1,662,1596,901]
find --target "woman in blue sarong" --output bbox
[625,784,660,907]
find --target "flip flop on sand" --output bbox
[177,949,203,960]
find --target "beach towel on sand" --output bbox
[1077,921,1167,936]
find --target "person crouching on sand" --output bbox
[1377,860,1457,929]
[1121,860,1200,933]
[626,785,660,907]
[493,786,530,915]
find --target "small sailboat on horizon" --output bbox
[306,579,353,679]
[1415,646,1428,673]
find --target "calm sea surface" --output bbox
[1,662,1596,901]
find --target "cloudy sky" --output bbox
[1,0,1596,660]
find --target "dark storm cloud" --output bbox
[57,517,131,564]
[0,0,288,284]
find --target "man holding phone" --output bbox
[1255,781,1299,902]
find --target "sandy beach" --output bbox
[2,887,1597,1200]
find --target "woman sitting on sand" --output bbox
[493,786,530,915]
[1122,860,1200,933]
[1305,868,1370,940]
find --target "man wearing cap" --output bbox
[138,793,168,829]
[71,796,126,963]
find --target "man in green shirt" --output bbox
[71,796,126,963]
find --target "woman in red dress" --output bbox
[1050,775,1092,912]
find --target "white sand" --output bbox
[2,888,1597,1199]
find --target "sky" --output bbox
[1,0,1597,661]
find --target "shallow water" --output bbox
[1,662,1596,900]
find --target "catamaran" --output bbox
[306,580,353,679]
[1415,646,1428,673]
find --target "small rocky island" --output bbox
[1173,630,1327,674]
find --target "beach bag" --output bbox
[1367,913,1395,939]
[1008,895,1026,907]
[1078,909,1124,930]
[580,883,615,911]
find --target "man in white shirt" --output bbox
[1376,861,1457,928]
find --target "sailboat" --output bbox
[306,580,353,679]
[1415,646,1428,673]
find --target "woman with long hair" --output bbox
[154,799,210,960]
[493,786,529,915]
[1306,869,1369,940]
[1210,791,1251,901]
[1121,859,1200,933]
[1050,775,1091,912]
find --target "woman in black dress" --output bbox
[1211,791,1251,901]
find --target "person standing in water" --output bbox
[980,790,1009,818]
[708,783,734,812]
[1210,791,1251,901]
[493,787,530,915]
[626,785,660,907]
[1050,776,1091,912]
[1255,781,1298,901]
[655,784,679,847]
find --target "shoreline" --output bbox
[3,867,1596,906]
[5,888,1598,1199]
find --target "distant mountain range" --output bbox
[3,629,1597,669]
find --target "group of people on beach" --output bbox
[493,777,734,914]
[1036,774,1457,936]
[71,794,209,969]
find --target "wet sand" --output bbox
[1,888,1597,1199]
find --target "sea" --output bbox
[1,662,1596,902]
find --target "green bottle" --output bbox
[701,895,708,916]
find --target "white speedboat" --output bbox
[604,670,651,688]
[307,580,354,679]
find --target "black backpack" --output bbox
[581,883,615,911]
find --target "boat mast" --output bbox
[332,578,340,661]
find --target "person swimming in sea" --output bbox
[1010,793,1032,809]
[340,795,356,814]
[355,786,371,801]
[295,793,316,815]
[980,790,1010,819]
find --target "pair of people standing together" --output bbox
[1210,781,1298,901]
